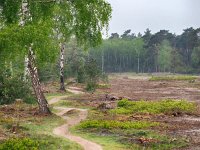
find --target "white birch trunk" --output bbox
[28,47,51,114]
[60,43,66,91]
[137,53,140,73]
[23,56,29,81]
[20,0,51,114]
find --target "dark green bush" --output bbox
[0,72,36,105]
[85,58,101,92]
[85,81,97,92]
[77,67,86,83]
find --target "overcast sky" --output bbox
[106,0,200,36]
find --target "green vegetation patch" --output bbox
[71,128,131,150]
[0,109,82,150]
[22,115,64,134]
[46,93,70,101]
[32,134,82,150]
[97,83,111,89]
[78,120,159,130]
[111,99,196,115]
[149,75,197,81]
[72,126,187,150]
[0,138,40,150]
[0,135,82,150]
[119,129,187,150]
[72,103,189,150]
[21,114,82,150]
[52,99,90,109]
[0,74,36,105]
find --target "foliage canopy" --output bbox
[0,0,112,62]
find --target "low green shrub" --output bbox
[84,58,101,92]
[120,129,188,150]
[111,99,196,115]
[0,74,36,105]
[77,67,86,83]
[97,83,110,89]
[78,120,159,130]
[149,75,197,81]
[86,81,97,92]
[0,138,40,150]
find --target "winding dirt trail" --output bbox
[49,89,102,150]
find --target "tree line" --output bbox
[90,28,200,73]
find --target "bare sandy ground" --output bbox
[110,77,200,102]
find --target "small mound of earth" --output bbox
[97,102,116,110]
[62,109,80,117]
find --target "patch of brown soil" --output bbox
[62,109,80,117]
[110,78,200,102]
[0,104,38,119]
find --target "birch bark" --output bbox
[60,43,66,91]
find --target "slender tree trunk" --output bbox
[19,1,50,114]
[23,56,29,81]
[60,43,66,91]
[27,47,51,115]
[137,53,140,73]
[101,49,104,73]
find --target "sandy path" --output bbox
[49,89,102,150]
[49,88,84,105]
[49,96,69,105]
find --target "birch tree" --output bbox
[0,0,112,114]
[158,40,173,72]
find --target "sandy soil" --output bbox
[49,89,102,150]
[49,96,69,105]
[110,77,200,102]
[67,87,85,95]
